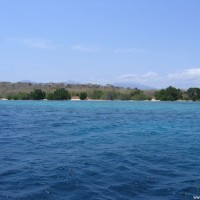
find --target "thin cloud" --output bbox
[141,72,159,79]
[22,38,57,49]
[71,44,101,53]
[168,68,200,81]
[117,68,200,88]
[114,48,144,53]
[119,74,138,80]
[119,72,160,83]
[5,37,59,49]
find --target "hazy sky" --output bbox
[0,0,200,88]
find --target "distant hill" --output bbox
[113,82,155,90]
[20,80,35,83]
[0,81,156,99]
[0,82,121,96]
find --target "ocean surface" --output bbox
[0,101,200,200]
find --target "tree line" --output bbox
[5,88,151,100]
[155,86,200,101]
[3,86,200,101]
[6,88,71,100]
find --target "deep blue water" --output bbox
[0,101,200,200]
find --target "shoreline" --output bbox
[0,98,196,102]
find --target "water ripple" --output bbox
[0,101,200,199]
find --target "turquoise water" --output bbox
[0,101,200,200]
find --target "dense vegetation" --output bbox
[155,86,182,101]
[79,92,87,100]
[6,88,70,100]
[155,86,200,101]
[186,88,200,101]
[7,89,45,100]
[47,88,71,100]
[1,82,200,101]
[30,89,46,100]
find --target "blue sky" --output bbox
[0,0,200,88]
